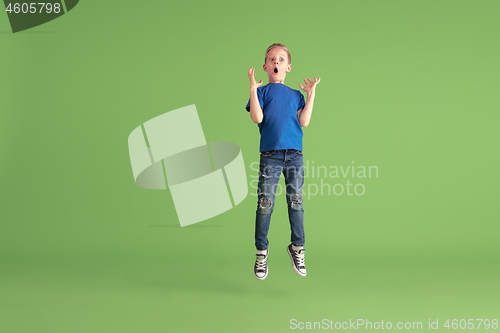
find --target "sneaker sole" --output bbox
[287,245,307,277]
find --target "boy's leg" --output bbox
[283,149,305,247]
[255,150,284,251]
[284,149,306,276]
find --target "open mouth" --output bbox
[273,67,278,74]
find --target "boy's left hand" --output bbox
[299,77,321,95]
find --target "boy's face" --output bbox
[263,47,291,83]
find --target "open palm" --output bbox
[299,77,321,94]
[248,67,263,90]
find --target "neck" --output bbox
[268,78,285,84]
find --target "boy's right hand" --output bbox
[248,67,263,91]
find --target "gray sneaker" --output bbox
[287,244,306,276]
[254,250,268,280]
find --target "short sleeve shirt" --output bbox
[246,83,305,152]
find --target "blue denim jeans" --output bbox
[255,149,304,250]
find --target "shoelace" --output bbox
[255,256,267,270]
[294,250,305,268]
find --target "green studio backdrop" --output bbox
[0,0,499,332]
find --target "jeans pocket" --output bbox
[261,150,275,158]
[296,150,303,155]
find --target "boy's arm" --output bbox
[297,77,321,127]
[297,92,315,127]
[248,67,263,124]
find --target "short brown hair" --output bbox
[265,43,291,64]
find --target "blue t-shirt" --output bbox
[246,83,306,152]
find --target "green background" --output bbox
[1,0,499,332]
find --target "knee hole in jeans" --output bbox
[289,194,303,209]
[257,197,273,214]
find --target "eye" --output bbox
[280,58,284,61]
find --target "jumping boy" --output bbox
[245,43,320,280]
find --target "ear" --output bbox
[286,64,292,72]
[263,64,267,72]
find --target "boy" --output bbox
[245,43,320,280]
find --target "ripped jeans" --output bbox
[255,149,304,251]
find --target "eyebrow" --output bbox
[268,53,287,60]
